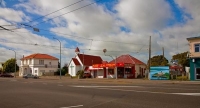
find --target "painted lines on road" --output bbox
[72,85,200,96]
[72,85,140,88]
[171,93,200,96]
[10,79,17,82]
[60,105,83,108]
[58,84,64,86]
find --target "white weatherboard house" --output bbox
[68,47,103,77]
[19,53,59,76]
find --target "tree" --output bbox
[3,58,19,73]
[147,55,169,68]
[171,52,189,67]
[56,63,68,75]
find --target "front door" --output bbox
[196,68,200,80]
[94,70,97,78]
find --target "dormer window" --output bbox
[195,44,200,52]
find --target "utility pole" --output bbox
[148,36,151,79]
[162,47,164,58]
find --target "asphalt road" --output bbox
[0,78,200,108]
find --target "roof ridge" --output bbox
[127,54,136,64]
[33,53,39,58]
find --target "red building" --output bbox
[90,54,146,79]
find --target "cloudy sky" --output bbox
[0,0,199,66]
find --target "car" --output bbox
[0,73,14,78]
[23,74,39,79]
[83,72,92,78]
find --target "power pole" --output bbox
[148,36,151,79]
[162,47,164,58]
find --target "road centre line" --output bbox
[60,105,83,108]
[71,85,140,88]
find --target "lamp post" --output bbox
[9,49,16,78]
[53,37,61,79]
[103,49,117,79]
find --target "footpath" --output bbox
[39,76,200,85]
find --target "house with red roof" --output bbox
[68,47,103,77]
[19,53,59,76]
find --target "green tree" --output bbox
[171,52,189,67]
[56,63,68,75]
[3,58,19,73]
[147,55,169,68]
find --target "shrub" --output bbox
[176,76,188,81]
[76,70,84,78]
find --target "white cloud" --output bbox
[115,0,172,32]
[0,8,29,22]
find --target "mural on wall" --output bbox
[150,66,170,80]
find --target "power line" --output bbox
[27,0,84,24]
[32,0,101,26]
[0,40,154,53]
[14,29,148,46]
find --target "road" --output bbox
[0,78,200,108]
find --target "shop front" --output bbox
[92,63,135,79]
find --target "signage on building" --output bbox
[92,63,125,68]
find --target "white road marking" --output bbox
[72,85,140,88]
[72,86,200,96]
[60,105,83,108]
[10,80,17,82]
[171,93,200,96]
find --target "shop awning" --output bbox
[88,66,103,70]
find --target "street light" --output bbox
[9,49,16,78]
[53,37,61,79]
[103,49,117,79]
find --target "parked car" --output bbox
[0,73,14,78]
[83,72,92,78]
[23,74,39,79]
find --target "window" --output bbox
[35,70,37,73]
[39,60,44,65]
[49,62,51,65]
[49,70,54,72]
[40,70,45,72]
[125,68,132,74]
[108,69,114,75]
[195,44,200,52]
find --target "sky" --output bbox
[0,0,199,66]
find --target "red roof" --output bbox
[109,54,146,65]
[21,53,58,60]
[75,47,80,53]
[78,54,102,66]
[72,58,80,65]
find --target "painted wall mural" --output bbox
[150,66,170,80]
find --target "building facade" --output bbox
[19,53,59,76]
[187,36,200,80]
[91,54,147,79]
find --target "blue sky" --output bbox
[0,0,200,66]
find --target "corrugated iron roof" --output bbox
[21,53,58,60]
[78,54,102,66]
[72,58,80,65]
[109,54,146,65]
